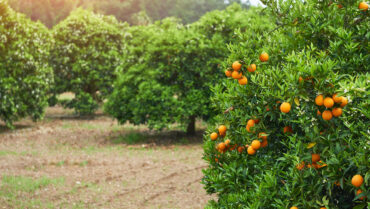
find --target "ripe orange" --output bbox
[356,189,365,200]
[215,158,218,163]
[238,76,248,85]
[296,162,305,170]
[266,106,270,111]
[290,207,298,209]
[247,146,256,155]
[225,70,232,77]
[280,102,291,113]
[359,2,369,10]
[322,110,333,121]
[315,95,324,106]
[237,146,245,153]
[324,97,334,108]
[261,140,268,148]
[259,52,269,62]
[283,126,293,133]
[251,140,261,150]
[232,71,242,79]
[317,110,322,116]
[332,107,342,117]
[247,64,256,72]
[320,208,327,209]
[219,125,227,136]
[351,174,364,187]
[230,145,237,151]
[246,125,255,133]
[225,139,231,145]
[232,61,242,71]
[210,132,218,140]
[299,76,304,83]
[337,4,343,9]
[312,153,320,163]
[258,132,267,141]
[340,97,348,107]
[332,93,342,103]
[247,119,255,127]
[218,142,226,151]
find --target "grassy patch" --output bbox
[0,175,64,208]
[112,132,147,145]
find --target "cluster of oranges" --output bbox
[296,154,327,171]
[315,93,348,121]
[210,122,269,156]
[352,174,365,200]
[225,52,269,85]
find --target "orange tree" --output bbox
[105,4,272,135]
[0,1,53,127]
[203,1,369,208]
[49,9,127,115]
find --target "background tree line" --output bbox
[8,0,250,28]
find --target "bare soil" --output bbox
[0,106,214,209]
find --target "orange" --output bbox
[323,97,334,108]
[210,132,218,141]
[320,208,327,209]
[253,118,260,124]
[296,162,305,170]
[247,119,255,127]
[312,153,320,163]
[247,146,256,155]
[230,145,237,151]
[238,76,248,85]
[247,64,256,72]
[218,125,227,136]
[340,97,348,107]
[334,181,341,186]
[317,161,327,168]
[225,70,232,77]
[266,106,270,111]
[283,126,293,133]
[332,107,342,117]
[290,207,298,209]
[237,146,245,153]
[280,102,291,113]
[356,189,365,200]
[322,110,333,121]
[246,125,255,133]
[315,95,324,106]
[299,76,304,83]
[232,71,242,79]
[258,132,267,141]
[225,139,231,145]
[259,52,269,62]
[332,93,342,103]
[215,158,218,163]
[317,110,322,116]
[337,4,343,9]
[251,140,261,150]
[232,61,242,71]
[351,174,364,187]
[359,2,369,10]
[217,142,226,151]
[261,140,268,148]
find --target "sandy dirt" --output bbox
[0,106,214,209]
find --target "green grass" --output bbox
[112,132,147,145]
[0,175,65,208]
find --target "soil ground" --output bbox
[0,106,214,209]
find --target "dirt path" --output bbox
[0,107,213,209]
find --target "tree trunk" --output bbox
[186,116,196,136]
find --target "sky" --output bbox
[249,0,264,6]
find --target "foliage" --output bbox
[50,9,127,115]
[105,4,270,135]
[202,0,369,208]
[0,1,53,127]
[8,0,251,27]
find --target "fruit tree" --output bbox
[0,1,53,127]
[203,1,369,208]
